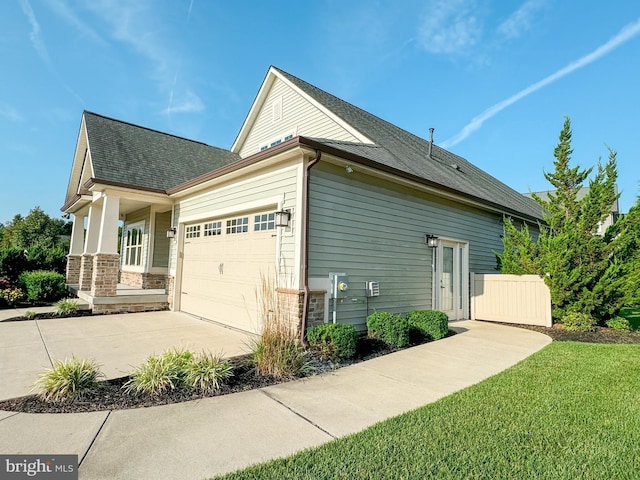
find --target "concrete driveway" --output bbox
[0,318,552,479]
[0,311,253,401]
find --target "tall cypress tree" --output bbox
[498,117,621,323]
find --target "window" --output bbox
[226,217,248,234]
[258,129,297,153]
[123,223,144,266]
[204,221,222,236]
[186,225,201,238]
[254,213,275,231]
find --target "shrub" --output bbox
[406,310,449,340]
[562,312,597,332]
[307,323,359,360]
[605,316,632,332]
[26,246,67,275]
[124,348,193,396]
[35,356,104,402]
[24,310,37,320]
[55,299,79,316]
[251,274,311,379]
[185,352,234,394]
[19,270,66,303]
[366,311,410,348]
[124,348,233,396]
[0,248,29,283]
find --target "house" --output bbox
[524,187,620,235]
[62,66,543,333]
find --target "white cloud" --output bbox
[418,0,483,54]
[20,0,51,67]
[164,90,205,115]
[0,105,24,123]
[441,17,640,148]
[45,0,107,45]
[497,0,545,39]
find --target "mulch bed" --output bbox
[0,333,440,414]
[512,323,640,344]
[1,310,95,322]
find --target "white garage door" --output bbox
[180,212,277,333]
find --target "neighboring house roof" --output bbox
[84,111,240,191]
[271,67,543,221]
[524,186,620,214]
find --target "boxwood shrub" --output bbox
[562,312,597,332]
[406,310,449,340]
[605,316,632,332]
[366,311,410,348]
[307,323,359,359]
[19,270,67,303]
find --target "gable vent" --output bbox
[272,97,283,123]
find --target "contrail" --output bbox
[441,18,640,148]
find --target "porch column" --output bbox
[91,195,120,297]
[79,202,102,291]
[66,213,85,285]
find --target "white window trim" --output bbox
[122,221,145,270]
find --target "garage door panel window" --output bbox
[123,222,144,267]
[204,221,222,236]
[254,213,275,231]
[226,217,249,234]
[186,225,201,238]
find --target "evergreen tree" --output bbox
[498,117,622,323]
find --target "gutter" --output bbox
[300,149,321,346]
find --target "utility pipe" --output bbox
[300,148,322,346]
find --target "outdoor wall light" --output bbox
[424,234,439,248]
[345,165,354,174]
[166,227,177,239]
[275,209,291,228]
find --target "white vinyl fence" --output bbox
[470,274,552,327]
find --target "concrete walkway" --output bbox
[0,314,551,479]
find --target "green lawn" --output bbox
[216,342,640,479]
[620,307,640,330]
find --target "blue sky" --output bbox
[1,0,639,224]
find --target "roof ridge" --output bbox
[83,110,229,151]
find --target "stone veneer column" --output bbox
[167,276,175,310]
[66,254,82,285]
[78,253,94,291]
[90,253,120,297]
[66,213,86,285]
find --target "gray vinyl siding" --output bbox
[309,163,505,330]
[239,78,361,158]
[171,165,299,279]
[152,211,171,268]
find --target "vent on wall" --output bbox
[365,281,380,297]
[272,97,282,123]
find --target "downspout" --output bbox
[300,149,322,346]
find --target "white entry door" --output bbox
[435,240,469,320]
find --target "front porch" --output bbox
[69,283,168,315]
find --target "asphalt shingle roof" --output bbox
[84,111,240,191]
[274,67,543,221]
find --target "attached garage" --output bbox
[179,212,278,333]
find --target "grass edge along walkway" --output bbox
[215,342,640,480]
